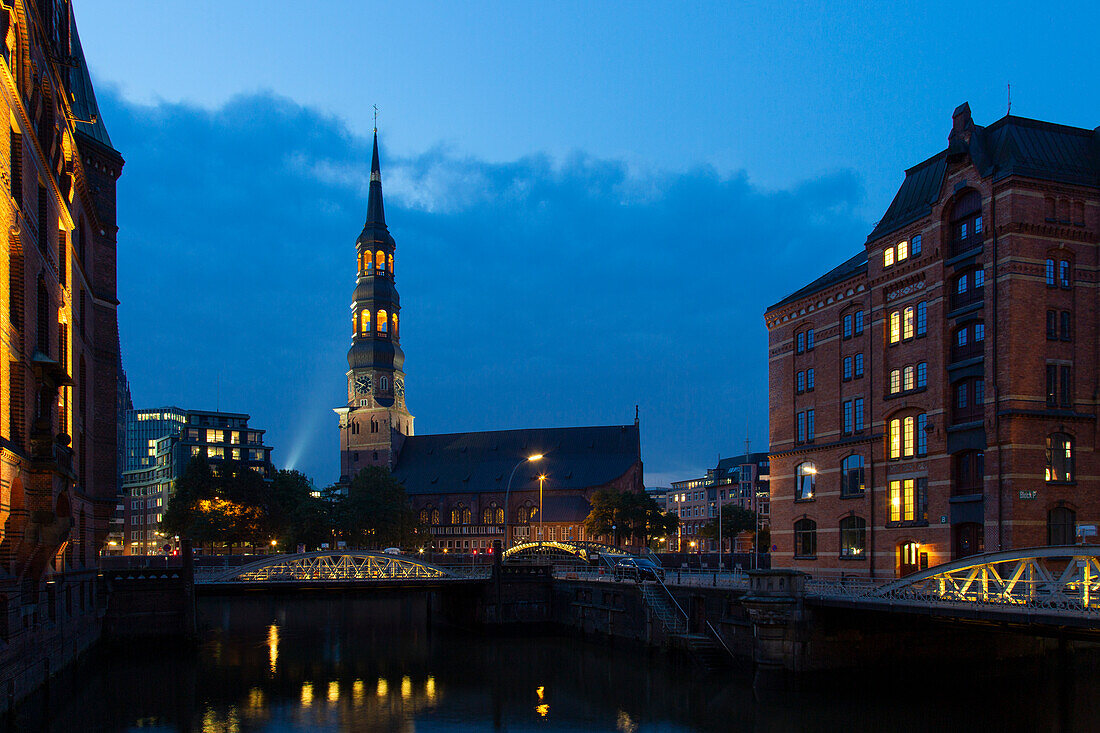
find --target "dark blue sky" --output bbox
[82,2,1100,485]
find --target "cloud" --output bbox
[104,90,869,487]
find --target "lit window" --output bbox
[1046,433,1074,483]
[884,248,894,267]
[889,369,900,394]
[890,311,900,344]
[897,240,908,261]
[903,416,914,457]
[795,462,816,500]
[889,419,900,459]
[376,250,385,273]
[360,310,371,336]
[377,310,388,334]
[903,365,914,391]
[903,306,914,340]
[388,254,394,275]
[840,516,866,556]
[889,480,901,522]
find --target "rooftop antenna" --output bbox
[1007,83,1011,116]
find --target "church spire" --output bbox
[366,129,386,227]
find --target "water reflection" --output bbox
[12,592,1100,732]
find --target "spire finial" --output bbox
[373,104,379,133]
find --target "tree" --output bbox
[699,504,759,548]
[583,489,678,547]
[340,467,419,549]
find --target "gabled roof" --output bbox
[869,113,1100,242]
[767,250,867,312]
[68,20,114,150]
[392,424,641,496]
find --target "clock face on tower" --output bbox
[395,379,405,398]
[354,375,373,394]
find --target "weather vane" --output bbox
[373,104,379,132]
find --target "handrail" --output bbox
[704,619,735,659]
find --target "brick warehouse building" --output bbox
[765,103,1099,578]
[335,129,644,548]
[0,1,123,707]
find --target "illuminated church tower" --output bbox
[335,129,414,480]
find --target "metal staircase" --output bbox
[640,578,735,669]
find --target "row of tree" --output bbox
[161,459,761,554]
[161,459,420,551]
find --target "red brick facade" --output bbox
[766,104,1100,578]
[0,2,122,708]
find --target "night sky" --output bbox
[77,1,1100,486]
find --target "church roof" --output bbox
[392,424,641,495]
[69,19,115,151]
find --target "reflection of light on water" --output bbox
[267,624,280,674]
[425,676,436,703]
[376,678,388,698]
[300,682,313,707]
[201,706,241,733]
[617,710,638,732]
[536,685,549,717]
[401,675,412,700]
[247,687,264,710]
[353,679,365,704]
[328,681,340,703]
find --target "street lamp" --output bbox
[538,474,548,544]
[504,454,544,551]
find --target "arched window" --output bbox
[953,450,984,495]
[841,455,865,497]
[839,516,866,557]
[794,518,817,558]
[393,313,398,337]
[482,507,493,524]
[1046,433,1073,483]
[517,506,528,524]
[359,310,370,336]
[380,376,389,391]
[388,253,394,276]
[1048,506,1077,545]
[903,365,915,391]
[451,503,466,525]
[795,462,816,501]
[36,275,50,356]
[952,321,984,362]
[367,251,375,274]
[430,508,439,525]
[889,310,900,344]
[419,508,430,524]
[902,306,914,340]
[495,507,504,524]
[376,250,385,274]
[377,310,388,334]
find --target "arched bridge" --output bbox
[807,546,1100,628]
[194,551,488,587]
[503,540,632,563]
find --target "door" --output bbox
[898,541,920,577]
[954,523,984,559]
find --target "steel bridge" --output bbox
[502,540,632,563]
[194,551,489,587]
[808,545,1100,626]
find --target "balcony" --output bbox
[950,340,983,364]
[950,234,984,258]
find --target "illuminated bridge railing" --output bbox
[195,552,479,584]
[808,546,1100,618]
[503,540,632,562]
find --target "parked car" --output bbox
[612,557,664,582]
[382,547,402,556]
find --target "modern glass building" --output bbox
[124,406,188,471]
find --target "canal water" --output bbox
[11,594,1100,731]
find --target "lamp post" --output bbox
[538,474,548,544]
[504,454,543,551]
